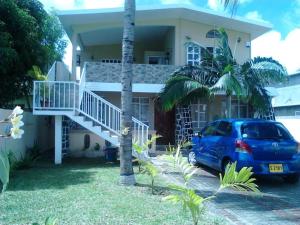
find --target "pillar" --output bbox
[55,115,62,165]
[71,32,78,79]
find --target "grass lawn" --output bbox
[0,158,222,225]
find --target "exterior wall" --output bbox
[274,106,300,117]
[0,109,54,159]
[86,62,178,84]
[276,117,300,142]
[81,41,165,65]
[177,19,251,65]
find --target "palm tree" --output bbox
[159,29,287,121]
[119,0,136,186]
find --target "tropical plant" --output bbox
[0,106,24,193]
[159,28,287,117]
[133,134,161,171]
[0,150,10,193]
[140,161,159,194]
[119,0,136,186]
[162,145,258,225]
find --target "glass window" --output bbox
[206,29,221,38]
[186,43,201,66]
[133,97,150,125]
[191,102,207,132]
[216,121,232,136]
[201,122,217,137]
[241,123,292,140]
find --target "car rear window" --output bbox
[241,122,292,140]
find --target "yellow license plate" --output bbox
[269,164,283,173]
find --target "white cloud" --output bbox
[160,0,192,4]
[245,11,269,23]
[252,28,300,74]
[39,0,124,10]
[207,0,252,11]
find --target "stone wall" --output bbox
[85,62,178,84]
[175,106,194,144]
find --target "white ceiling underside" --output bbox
[58,5,272,43]
[80,26,171,46]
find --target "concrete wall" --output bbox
[0,109,54,159]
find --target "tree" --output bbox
[0,0,67,107]
[119,0,136,186]
[159,29,287,117]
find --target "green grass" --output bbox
[0,158,221,225]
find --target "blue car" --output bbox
[189,119,300,183]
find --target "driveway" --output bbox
[153,157,300,225]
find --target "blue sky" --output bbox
[40,0,300,74]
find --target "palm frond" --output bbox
[219,162,259,192]
[210,72,243,96]
[0,150,10,193]
[159,75,211,111]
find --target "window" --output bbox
[216,121,232,136]
[241,123,292,140]
[201,123,217,137]
[186,43,201,66]
[133,97,150,125]
[232,100,248,118]
[206,29,221,38]
[191,102,207,131]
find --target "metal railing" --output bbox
[33,80,149,146]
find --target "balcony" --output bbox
[85,62,179,84]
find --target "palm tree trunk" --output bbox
[119,0,136,186]
[226,95,232,118]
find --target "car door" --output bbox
[207,121,233,169]
[196,122,219,166]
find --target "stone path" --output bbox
[153,157,300,225]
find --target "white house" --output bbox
[32,5,271,164]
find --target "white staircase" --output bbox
[33,68,149,148]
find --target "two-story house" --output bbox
[33,5,271,164]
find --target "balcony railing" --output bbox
[85,62,179,84]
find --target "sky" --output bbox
[40,0,300,74]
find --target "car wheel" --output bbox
[283,174,299,184]
[188,151,198,167]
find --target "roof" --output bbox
[58,4,272,42]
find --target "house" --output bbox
[32,5,271,164]
[272,72,300,142]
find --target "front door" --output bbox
[154,102,175,146]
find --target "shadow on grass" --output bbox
[135,183,170,196]
[8,157,120,191]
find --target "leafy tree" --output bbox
[0,0,66,107]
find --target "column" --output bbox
[55,115,62,165]
[71,32,78,79]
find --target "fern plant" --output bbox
[163,145,259,225]
[140,161,159,194]
[0,150,10,193]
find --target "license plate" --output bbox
[269,164,283,173]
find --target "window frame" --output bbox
[186,43,201,66]
[132,97,150,125]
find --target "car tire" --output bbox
[188,151,198,167]
[283,174,299,184]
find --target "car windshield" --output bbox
[241,122,292,140]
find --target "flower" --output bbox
[10,127,24,139]
[121,127,130,136]
[12,106,23,116]
[11,115,24,128]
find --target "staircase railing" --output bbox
[33,80,149,146]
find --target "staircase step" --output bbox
[92,126,102,132]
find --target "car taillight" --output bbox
[235,139,252,154]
